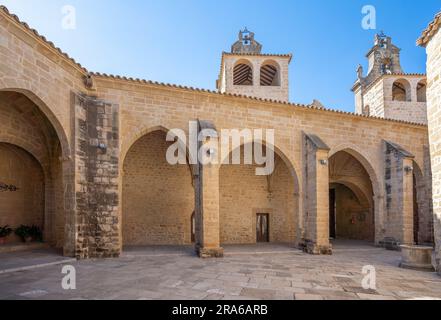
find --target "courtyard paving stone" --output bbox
[0,241,440,300]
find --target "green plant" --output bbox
[14,225,32,242]
[0,225,13,238]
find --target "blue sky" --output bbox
[1,0,439,112]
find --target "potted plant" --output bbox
[0,225,13,244]
[15,225,32,243]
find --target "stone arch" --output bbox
[260,60,281,86]
[329,146,378,242]
[121,127,195,246]
[417,79,427,103]
[219,135,300,191]
[329,145,380,197]
[392,78,412,102]
[412,160,433,244]
[233,59,253,86]
[219,138,300,244]
[121,125,195,167]
[0,87,70,159]
[0,90,68,249]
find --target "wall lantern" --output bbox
[404,166,413,174]
[319,159,328,166]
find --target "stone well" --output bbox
[399,245,435,272]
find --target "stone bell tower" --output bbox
[217,28,292,102]
[352,32,427,124]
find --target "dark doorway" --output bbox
[329,189,336,239]
[413,174,419,244]
[256,213,269,242]
[191,212,196,243]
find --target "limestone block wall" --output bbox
[122,131,194,245]
[333,184,374,241]
[0,143,44,243]
[362,81,385,117]
[425,26,441,273]
[360,76,428,124]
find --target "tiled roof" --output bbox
[222,51,293,62]
[92,72,426,127]
[0,5,427,128]
[417,12,441,47]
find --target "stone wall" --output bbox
[0,6,434,260]
[0,143,44,243]
[219,151,296,244]
[425,26,441,274]
[122,130,194,245]
[73,93,120,259]
[359,76,428,125]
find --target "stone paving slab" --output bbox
[0,248,75,274]
[0,242,441,300]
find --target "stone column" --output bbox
[72,92,120,259]
[194,120,224,258]
[384,141,414,246]
[300,133,332,255]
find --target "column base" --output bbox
[196,246,224,258]
[299,239,332,255]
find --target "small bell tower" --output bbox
[217,28,292,102]
[352,32,427,124]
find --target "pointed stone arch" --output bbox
[121,126,195,247]
[0,88,74,254]
[219,138,300,245]
[329,145,380,242]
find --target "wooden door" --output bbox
[256,213,269,242]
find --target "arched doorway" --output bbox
[413,161,434,245]
[329,151,375,242]
[219,143,299,245]
[0,90,66,249]
[121,129,194,246]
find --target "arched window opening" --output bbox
[417,80,427,103]
[233,61,253,86]
[392,79,411,102]
[260,61,281,86]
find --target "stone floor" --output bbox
[0,241,440,300]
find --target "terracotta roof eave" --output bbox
[91,72,427,128]
[417,12,441,47]
[222,51,293,63]
[359,72,426,93]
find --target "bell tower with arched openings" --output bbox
[352,32,427,124]
[217,28,292,102]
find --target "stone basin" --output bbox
[399,245,435,272]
